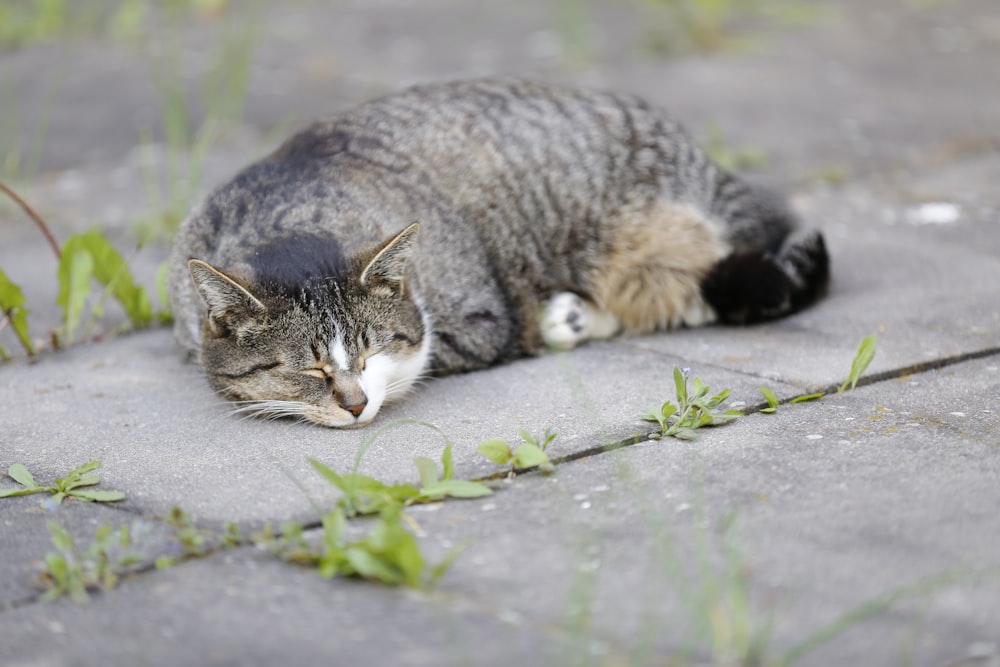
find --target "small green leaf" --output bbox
[63,474,101,491]
[477,439,513,465]
[660,403,678,420]
[0,487,47,498]
[66,461,102,478]
[0,268,34,355]
[541,428,557,450]
[424,479,493,499]
[791,392,824,403]
[7,463,38,488]
[77,231,153,328]
[761,407,777,414]
[440,442,455,481]
[673,367,687,404]
[518,428,536,446]
[513,442,550,469]
[759,386,780,409]
[706,388,731,408]
[840,333,878,392]
[68,489,125,503]
[56,246,95,345]
[712,409,742,425]
[414,456,438,489]
[345,547,400,584]
[642,408,665,426]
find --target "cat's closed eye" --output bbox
[301,366,332,381]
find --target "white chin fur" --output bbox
[357,333,431,423]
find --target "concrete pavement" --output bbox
[1,1,998,665]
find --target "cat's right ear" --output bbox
[188,259,266,336]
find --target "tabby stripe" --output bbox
[211,361,281,380]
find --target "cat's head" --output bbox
[187,224,430,428]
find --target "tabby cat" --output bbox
[168,78,829,428]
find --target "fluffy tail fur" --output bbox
[701,229,830,324]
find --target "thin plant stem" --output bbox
[0,179,61,259]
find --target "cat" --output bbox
[168,77,829,428]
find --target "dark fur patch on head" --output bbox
[248,233,351,300]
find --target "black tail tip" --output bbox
[702,231,830,325]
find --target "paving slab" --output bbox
[392,355,1000,664]
[0,545,561,667]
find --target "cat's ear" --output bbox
[360,223,420,291]
[188,259,266,335]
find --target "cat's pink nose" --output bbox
[342,401,367,418]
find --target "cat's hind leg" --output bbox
[541,292,621,350]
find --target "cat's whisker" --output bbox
[225,399,310,423]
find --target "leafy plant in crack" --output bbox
[758,385,780,414]
[266,506,461,589]
[0,180,170,357]
[477,427,557,474]
[154,507,242,568]
[57,230,157,345]
[759,333,878,408]
[414,443,494,502]
[309,443,492,518]
[839,333,877,392]
[0,462,125,505]
[39,520,148,603]
[643,367,741,440]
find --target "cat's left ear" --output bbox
[360,223,420,292]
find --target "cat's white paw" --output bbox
[541,292,620,350]
[679,297,717,328]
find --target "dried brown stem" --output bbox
[0,179,61,260]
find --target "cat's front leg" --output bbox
[540,292,621,350]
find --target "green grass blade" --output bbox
[414,456,438,488]
[307,458,349,493]
[839,333,878,392]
